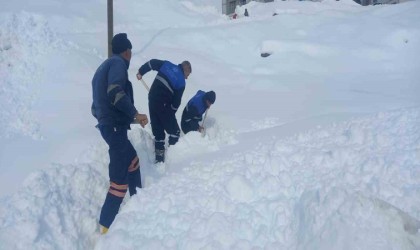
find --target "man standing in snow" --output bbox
[136,59,192,163]
[91,33,148,234]
[181,90,216,134]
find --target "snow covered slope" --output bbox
[0,0,419,249]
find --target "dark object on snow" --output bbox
[273,13,278,16]
[261,52,272,58]
[244,8,249,17]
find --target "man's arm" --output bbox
[107,62,137,119]
[137,59,165,78]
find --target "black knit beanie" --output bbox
[204,91,216,104]
[112,33,132,54]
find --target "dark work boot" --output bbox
[155,149,165,163]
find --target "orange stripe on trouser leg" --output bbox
[108,188,126,198]
[110,182,128,190]
[108,182,127,198]
[128,156,140,172]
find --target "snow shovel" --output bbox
[140,78,150,92]
[136,72,150,92]
[131,77,150,126]
[200,109,208,137]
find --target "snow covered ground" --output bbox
[0,0,419,249]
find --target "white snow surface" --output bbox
[0,0,419,249]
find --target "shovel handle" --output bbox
[201,109,208,137]
[140,78,150,92]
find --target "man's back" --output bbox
[91,55,134,126]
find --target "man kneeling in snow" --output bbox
[181,90,216,134]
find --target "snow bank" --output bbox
[0,12,58,139]
[0,162,106,249]
[2,107,418,249]
[95,108,420,250]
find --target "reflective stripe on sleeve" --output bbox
[113,91,125,105]
[107,84,119,94]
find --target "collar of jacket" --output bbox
[113,54,130,69]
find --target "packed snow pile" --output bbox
[0,12,58,139]
[95,108,420,249]
[1,107,418,249]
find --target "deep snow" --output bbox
[0,0,419,249]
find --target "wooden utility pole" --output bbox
[107,0,113,58]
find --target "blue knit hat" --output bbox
[112,33,132,54]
